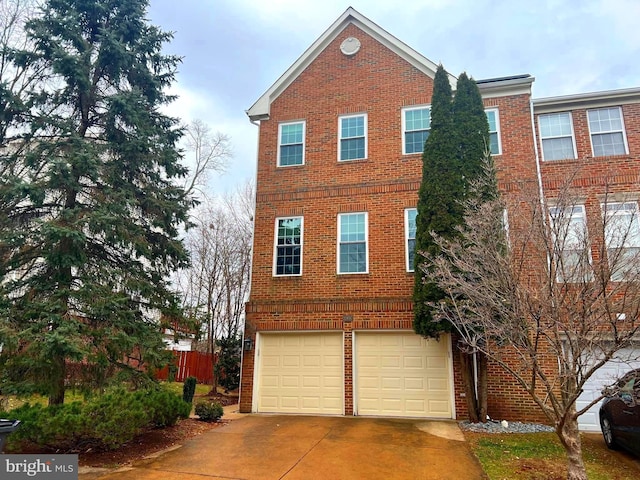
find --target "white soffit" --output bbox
[534,87,640,114]
[246,7,456,121]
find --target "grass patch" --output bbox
[466,432,640,480]
[160,381,211,398]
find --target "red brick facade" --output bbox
[239,9,640,422]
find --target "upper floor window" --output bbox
[486,109,501,155]
[338,212,368,273]
[405,208,417,272]
[274,216,303,276]
[402,106,431,155]
[339,114,367,161]
[603,202,640,281]
[588,107,628,157]
[278,121,305,167]
[549,205,591,283]
[539,112,576,161]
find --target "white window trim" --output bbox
[405,208,417,272]
[338,113,368,162]
[587,107,629,158]
[273,216,303,276]
[277,121,305,167]
[601,201,640,281]
[539,112,577,162]
[401,105,431,155]
[486,108,502,155]
[337,212,369,274]
[549,204,592,283]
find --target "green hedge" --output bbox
[194,400,223,422]
[1,387,191,452]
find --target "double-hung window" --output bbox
[486,109,501,155]
[588,107,627,157]
[549,205,591,283]
[539,112,576,161]
[405,208,417,272]
[338,212,368,273]
[603,202,640,281]
[278,121,305,166]
[402,107,431,155]
[274,216,303,276]
[339,114,367,161]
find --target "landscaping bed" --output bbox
[464,430,640,480]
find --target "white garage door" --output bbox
[256,333,343,414]
[355,332,453,418]
[577,347,640,431]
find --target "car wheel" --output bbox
[600,416,618,450]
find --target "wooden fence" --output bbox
[156,350,216,384]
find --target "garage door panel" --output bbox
[404,377,425,390]
[257,333,343,415]
[281,376,299,387]
[404,356,424,369]
[577,348,640,431]
[382,356,401,368]
[282,355,300,367]
[355,332,452,418]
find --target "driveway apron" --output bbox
[90,415,486,480]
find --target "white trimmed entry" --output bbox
[255,332,343,414]
[354,331,453,418]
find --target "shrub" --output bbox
[194,400,223,422]
[3,386,191,452]
[182,376,197,404]
[135,388,191,427]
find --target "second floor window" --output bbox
[486,109,501,155]
[402,106,430,155]
[278,121,305,166]
[588,107,627,157]
[274,216,303,275]
[603,202,640,281]
[405,208,417,272]
[338,212,368,273]
[539,112,576,161]
[549,205,591,283]
[339,114,367,161]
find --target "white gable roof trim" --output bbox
[246,7,456,121]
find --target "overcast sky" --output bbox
[147,0,640,194]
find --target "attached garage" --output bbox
[255,332,343,414]
[577,347,640,431]
[354,331,453,418]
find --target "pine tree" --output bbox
[413,68,494,421]
[413,65,458,337]
[0,0,192,404]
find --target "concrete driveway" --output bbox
[90,414,486,480]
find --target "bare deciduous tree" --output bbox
[182,119,231,198]
[422,170,640,480]
[174,181,253,388]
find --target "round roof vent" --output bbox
[340,37,361,56]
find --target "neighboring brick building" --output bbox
[239,8,640,428]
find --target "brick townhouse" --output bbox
[239,7,640,430]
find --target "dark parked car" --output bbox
[600,368,640,457]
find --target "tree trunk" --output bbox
[558,413,587,480]
[48,355,66,406]
[459,350,479,422]
[477,351,488,423]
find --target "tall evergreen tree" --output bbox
[413,65,457,337]
[453,73,494,201]
[413,68,494,421]
[0,0,192,404]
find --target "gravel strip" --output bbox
[459,420,555,434]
